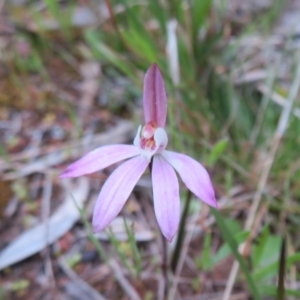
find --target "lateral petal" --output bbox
[92,156,149,232]
[161,150,217,208]
[152,155,180,242]
[143,64,167,127]
[59,145,140,178]
[154,128,168,153]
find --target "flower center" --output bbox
[133,123,168,161]
[140,122,157,151]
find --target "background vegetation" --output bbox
[0,0,300,299]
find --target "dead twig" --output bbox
[109,259,142,300]
[258,84,300,119]
[1,120,135,180]
[59,257,107,300]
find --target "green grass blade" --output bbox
[253,252,300,281]
[123,218,142,276]
[261,286,300,298]
[207,138,228,166]
[107,228,134,276]
[149,0,167,34]
[210,208,261,300]
[70,194,107,263]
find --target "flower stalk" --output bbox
[171,190,192,273]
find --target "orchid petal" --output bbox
[143,64,167,127]
[152,155,180,242]
[59,145,140,178]
[154,127,168,153]
[92,156,149,232]
[161,150,217,208]
[133,125,142,148]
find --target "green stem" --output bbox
[161,233,169,299]
[277,237,286,300]
[171,190,192,273]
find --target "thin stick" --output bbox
[59,257,108,300]
[109,259,142,300]
[222,54,300,300]
[258,84,300,119]
[103,0,121,37]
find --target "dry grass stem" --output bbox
[222,54,300,300]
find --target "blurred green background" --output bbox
[1,0,300,299]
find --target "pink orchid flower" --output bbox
[60,64,217,241]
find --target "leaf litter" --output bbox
[1,0,300,299]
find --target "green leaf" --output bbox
[253,252,300,281]
[210,208,261,300]
[260,285,300,298]
[84,30,137,83]
[207,138,228,166]
[107,228,134,276]
[252,226,269,268]
[65,253,81,268]
[223,219,241,236]
[123,0,159,57]
[194,219,247,271]
[196,233,212,270]
[190,0,211,34]
[42,0,73,38]
[43,0,60,19]
[169,0,184,22]
[211,231,248,267]
[9,280,29,292]
[122,28,157,63]
[149,0,167,34]
[123,218,142,276]
[252,227,281,269]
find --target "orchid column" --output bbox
[60,63,217,242]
